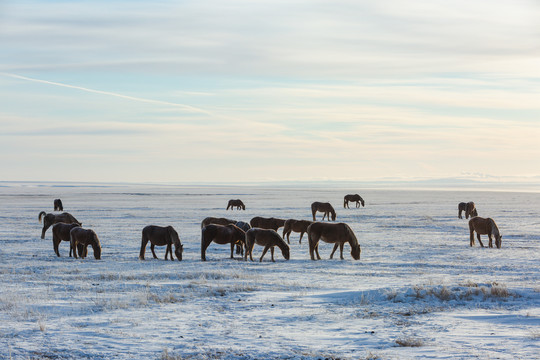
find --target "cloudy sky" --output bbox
[1,0,539,183]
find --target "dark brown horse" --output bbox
[344,194,364,208]
[70,227,101,259]
[458,202,478,219]
[250,216,286,231]
[54,199,63,211]
[51,223,82,257]
[311,202,336,221]
[201,224,246,261]
[139,225,183,261]
[39,211,81,239]
[282,219,313,244]
[245,228,290,262]
[227,199,246,210]
[200,217,236,229]
[468,217,502,248]
[307,222,361,260]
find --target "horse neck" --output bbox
[345,225,358,247]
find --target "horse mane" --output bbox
[343,223,358,247]
[488,218,500,236]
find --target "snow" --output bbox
[0,183,539,359]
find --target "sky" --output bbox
[1,0,539,184]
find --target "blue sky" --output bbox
[1,0,539,183]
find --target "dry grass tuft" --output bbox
[395,335,424,347]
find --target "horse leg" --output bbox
[259,245,271,262]
[201,238,210,261]
[165,244,172,260]
[330,244,339,259]
[339,243,344,260]
[469,224,475,246]
[230,243,235,259]
[315,242,321,260]
[53,238,61,257]
[285,231,291,244]
[139,234,149,260]
[299,232,304,244]
[151,244,158,259]
[488,234,493,248]
[476,234,484,248]
[308,233,317,260]
[312,209,317,221]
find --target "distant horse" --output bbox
[282,219,313,244]
[307,222,361,260]
[201,224,246,261]
[51,223,82,257]
[54,199,63,211]
[201,217,236,229]
[234,221,251,255]
[70,227,101,260]
[245,228,290,262]
[250,216,286,231]
[458,202,478,219]
[227,199,246,210]
[344,194,364,208]
[311,202,336,221]
[468,217,502,248]
[139,225,183,261]
[39,211,81,239]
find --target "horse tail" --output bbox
[468,219,475,246]
[39,211,46,223]
[343,197,347,208]
[282,220,290,238]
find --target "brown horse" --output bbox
[307,222,361,260]
[245,228,290,262]
[250,216,286,231]
[311,202,336,221]
[139,225,183,261]
[227,199,246,210]
[458,202,478,219]
[282,219,313,244]
[39,211,82,239]
[468,217,502,248]
[54,199,63,211]
[200,217,236,229]
[344,194,364,208]
[51,223,82,257]
[70,227,101,259]
[201,224,246,261]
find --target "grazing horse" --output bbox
[250,216,286,231]
[54,199,63,211]
[227,199,246,210]
[51,223,82,257]
[39,211,81,239]
[282,219,313,244]
[458,202,478,219]
[200,217,236,229]
[234,221,251,255]
[468,217,502,248]
[245,228,290,262]
[201,224,246,261]
[311,202,336,221]
[139,225,183,261]
[70,227,101,260]
[344,194,364,208]
[307,222,361,260]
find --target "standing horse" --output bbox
[39,211,81,239]
[139,225,183,261]
[344,194,364,208]
[54,199,63,211]
[201,224,246,261]
[51,222,82,257]
[468,217,502,248]
[227,199,246,210]
[458,202,478,219]
[245,228,290,262]
[311,202,336,221]
[250,216,286,231]
[282,219,313,244]
[70,227,101,260]
[307,222,361,260]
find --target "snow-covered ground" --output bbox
[0,183,538,359]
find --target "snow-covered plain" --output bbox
[0,183,538,359]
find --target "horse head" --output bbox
[281,243,290,260]
[92,232,102,260]
[351,244,361,260]
[167,226,183,260]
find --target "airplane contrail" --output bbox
[0,72,212,115]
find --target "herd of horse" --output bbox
[36,193,503,262]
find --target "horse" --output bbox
[311,202,336,221]
[307,222,361,260]
[282,219,313,244]
[458,202,478,219]
[51,223,82,257]
[227,199,246,210]
[139,225,183,261]
[250,216,286,231]
[234,221,252,255]
[70,227,101,260]
[245,228,290,262]
[201,224,246,261]
[468,217,502,248]
[200,217,236,229]
[344,194,364,208]
[54,199,63,211]
[39,211,82,239]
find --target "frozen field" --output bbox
[0,183,539,359]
